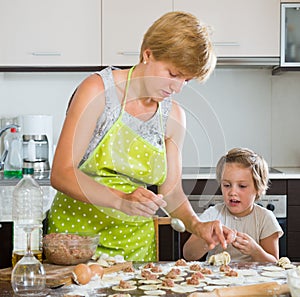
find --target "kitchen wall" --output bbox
[0,68,299,168]
[176,68,300,167]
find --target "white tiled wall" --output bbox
[176,68,300,167]
[175,68,272,167]
[271,72,300,167]
[0,68,299,168]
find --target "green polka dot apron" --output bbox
[48,66,167,261]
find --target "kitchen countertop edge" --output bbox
[1,168,300,187]
[182,167,300,179]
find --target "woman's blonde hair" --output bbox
[216,148,269,200]
[140,11,216,82]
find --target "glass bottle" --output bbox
[3,127,23,178]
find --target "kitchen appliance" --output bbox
[188,194,286,218]
[18,115,53,173]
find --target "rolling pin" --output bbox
[188,282,289,297]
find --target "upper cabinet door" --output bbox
[102,0,173,66]
[0,0,101,66]
[174,0,280,57]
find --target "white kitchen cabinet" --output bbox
[0,0,101,67]
[173,0,280,57]
[102,0,173,66]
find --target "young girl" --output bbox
[183,148,283,262]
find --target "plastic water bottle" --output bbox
[11,163,44,267]
[3,127,23,178]
[11,162,46,296]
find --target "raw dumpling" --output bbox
[208,251,231,266]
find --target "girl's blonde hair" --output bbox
[140,11,216,82]
[216,148,269,200]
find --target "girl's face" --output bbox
[142,52,191,101]
[221,162,258,217]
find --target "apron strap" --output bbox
[121,66,165,145]
[121,66,135,113]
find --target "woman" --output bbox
[48,11,235,261]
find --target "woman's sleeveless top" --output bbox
[47,67,172,261]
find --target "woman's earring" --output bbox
[143,60,147,65]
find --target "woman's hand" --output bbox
[118,187,167,217]
[193,220,236,250]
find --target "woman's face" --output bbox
[142,53,191,101]
[220,162,258,217]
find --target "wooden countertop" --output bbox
[0,280,291,297]
[0,262,293,297]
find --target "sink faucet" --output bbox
[0,124,19,137]
[0,124,20,171]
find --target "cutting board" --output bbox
[0,261,133,287]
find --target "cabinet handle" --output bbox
[117,51,139,56]
[213,42,240,47]
[30,52,62,56]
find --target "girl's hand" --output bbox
[232,231,259,256]
[118,187,167,217]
